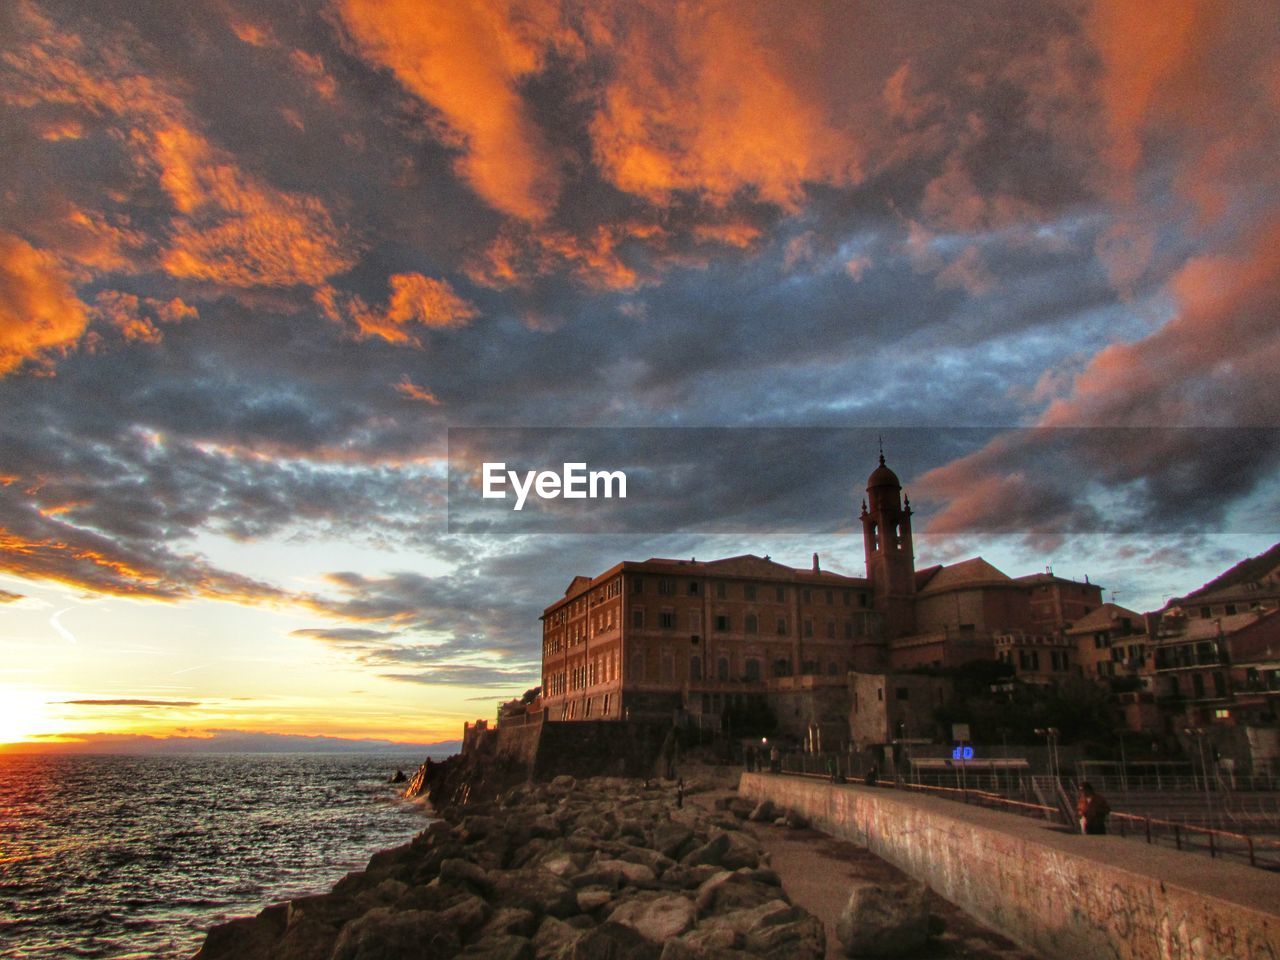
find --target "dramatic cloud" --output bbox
[0,230,90,374]
[0,0,1276,719]
[917,0,1280,537]
[337,0,566,221]
[318,273,477,345]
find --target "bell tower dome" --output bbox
[860,449,916,637]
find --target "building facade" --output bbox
[538,454,1103,738]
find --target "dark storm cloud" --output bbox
[1,0,1277,683]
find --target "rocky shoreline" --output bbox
[192,774,828,960]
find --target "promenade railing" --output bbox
[770,763,1280,871]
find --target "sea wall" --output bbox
[406,719,674,809]
[739,773,1280,960]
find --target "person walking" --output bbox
[1077,782,1111,835]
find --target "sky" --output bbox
[1,0,1278,750]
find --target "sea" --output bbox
[0,753,431,959]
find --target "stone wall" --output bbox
[530,719,672,780]
[740,773,1280,960]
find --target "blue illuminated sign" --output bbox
[951,746,975,760]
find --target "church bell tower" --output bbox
[860,450,916,637]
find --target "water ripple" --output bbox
[0,754,427,959]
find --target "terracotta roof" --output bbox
[544,552,870,615]
[914,564,944,590]
[1174,609,1272,641]
[1065,602,1143,634]
[916,556,1013,593]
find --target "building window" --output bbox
[804,619,813,638]
[690,656,702,681]
[896,687,910,700]
[1192,674,1205,698]
[744,658,761,681]
[843,590,851,606]
[689,581,700,595]
[1200,606,1211,618]
[660,611,676,629]
[1225,604,1237,615]
[744,584,756,601]
[715,614,730,632]
[690,611,701,631]
[773,658,790,678]
[658,578,675,596]
[859,593,868,608]
[826,621,836,639]
[826,589,834,604]
[632,577,644,594]
[633,609,644,629]
[827,661,838,676]
[844,621,853,640]
[802,588,812,604]
[717,657,729,681]
[776,617,788,635]
[716,581,727,600]
[776,586,786,602]
[745,613,758,634]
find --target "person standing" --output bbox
[1077,782,1110,835]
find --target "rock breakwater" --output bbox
[193,775,825,960]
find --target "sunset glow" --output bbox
[1,0,1277,752]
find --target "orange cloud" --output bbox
[0,231,90,375]
[586,3,864,209]
[337,0,565,221]
[290,50,338,101]
[465,224,639,291]
[318,273,477,345]
[3,4,353,289]
[91,291,197,345]
[394,375,440,405]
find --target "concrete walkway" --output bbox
[693,789,1041,959]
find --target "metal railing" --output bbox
[769,762,1280,871]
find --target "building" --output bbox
[538,453,1103,741]
[849,671,952,748]
[993,631,1076,688]
[1066,602,1146,684]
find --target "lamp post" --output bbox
[1185,727,1214,828]
[1035,726,1060,783]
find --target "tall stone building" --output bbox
[538,454,1103,735]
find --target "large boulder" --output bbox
[193,904,286,960]
[835,878,930,957]
[460,934,535,960]
[608,895,697,943]
[490,868,579,919]
[693,871,781,917]
[746,800,779,823]
[329,907,460,960]
[744,913,825,960]
[532,916,582,960]
[570,921,661,960]
[651,823,695,860]
[440,857,495,897]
